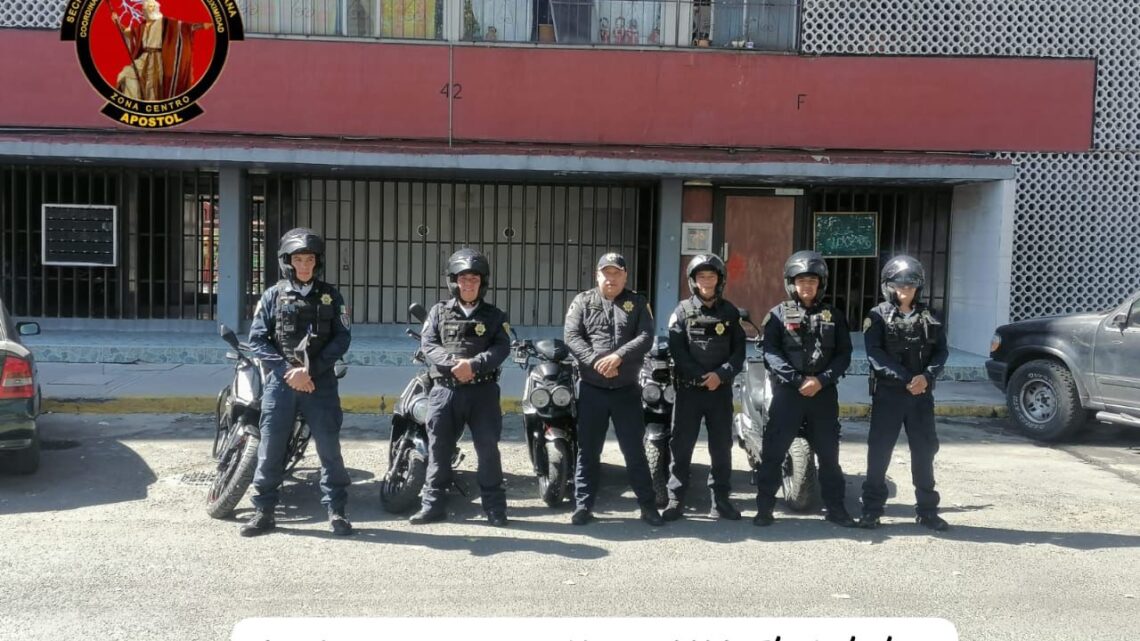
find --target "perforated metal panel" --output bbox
[801,0,1140,320]
[0,0,63,28]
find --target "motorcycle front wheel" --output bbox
[644,430,670,508]
[380,445,427,514]
[538,438,571,508]
[781,437,821,512]
[206,429,260,519]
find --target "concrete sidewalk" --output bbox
[37,361,1009,417]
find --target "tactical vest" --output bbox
[439,304,494,361]
[882,306,942,375]
[274,281,335,366]
[780,301,838,375]
[681,299,732,372]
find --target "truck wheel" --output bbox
[1006,359,1088,442]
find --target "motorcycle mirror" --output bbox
[219,324,241,350]
[408,302,428,323]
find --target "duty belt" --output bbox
[432,369,501,388]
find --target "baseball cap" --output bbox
[596,252,627,271]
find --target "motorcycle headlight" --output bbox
[551,386,573,407]
[642,383,662,404]
[410,397,430,424]
[990,333,1002,355]
[529,388,552,408]
[663,384,676,404]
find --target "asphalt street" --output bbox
[1,413,1138,641]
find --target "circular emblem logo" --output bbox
[320,293,333,305]
[475,322,486,337]
[715,322,725,335]
[61,0,244,129]
[622,301,634,313]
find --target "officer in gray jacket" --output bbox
[564,252,664,527]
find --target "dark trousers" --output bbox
[861,386,940,518]
[667,385,734,502]
[574,382,655,510]
[755,383,847,514]
[422,382,506,514]
[251,371,349,513]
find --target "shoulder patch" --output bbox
[762,312,771,326]
[863,317,873,332]
[645,302,654,320]
[502,321,511,335]
[667,312,678,328]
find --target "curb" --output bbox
[43,396,1009,419]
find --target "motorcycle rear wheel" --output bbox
[380,445,427,514]
[206,430,260,519]
[781,437,821,512]
[539,438,571,508]
[644,432,670,508]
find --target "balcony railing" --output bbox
[230,0,799,50]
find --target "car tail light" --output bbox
[0,356,35,399]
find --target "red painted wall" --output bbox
[1,29,1095,153]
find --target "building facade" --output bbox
[0,0,1124,356]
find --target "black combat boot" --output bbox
[710,493,742,520]
[329,509,354,536]
[239,510,275,537]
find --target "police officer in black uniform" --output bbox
[242,228,353,537]
[410,248,511,527]
[753,250,855,528]
[564,252,664,527]
[859,255,950,531]
[662,254,745,521]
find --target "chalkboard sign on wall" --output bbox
[41,204,117,267]
[813,212,879,258]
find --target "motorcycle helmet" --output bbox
[686,253,727,300]
[277,227,324,283]
[783,250,828,302]
[446,248,491,301]
[880,255,926,305]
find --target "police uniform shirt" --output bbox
[564,287,654,389]
[760,300,852,388]
[420,298,510,379]
[248,279,351,377]
[667,295,746,386]
[863,301,949,386]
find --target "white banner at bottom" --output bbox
[232,616,958,641]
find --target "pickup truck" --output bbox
[986,289,1140,441]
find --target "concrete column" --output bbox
[948,178,1016,355]
[218,168,250,332]
[655,179,683,334]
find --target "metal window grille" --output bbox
[249,175,655,326]
[0,165,220,320]
[807,186,951,325]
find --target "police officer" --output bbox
[242,228,353,537]
[753,250,855,528]
[410,248,510,527]
[662,254,745,521]
[859,255,950,531]
[564,252,664,526]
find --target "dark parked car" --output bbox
[987,289,1140,441]
[0,301,41,474]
